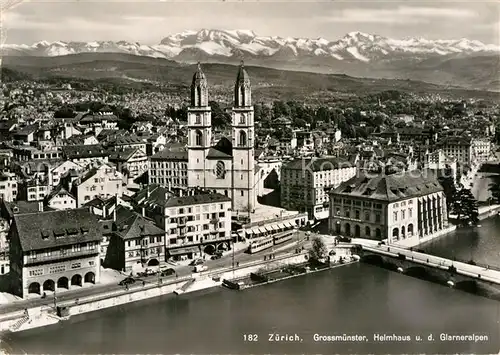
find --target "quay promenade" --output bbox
[351,238,500,285]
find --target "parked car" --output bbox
[211,252,223,260]
[119,277,136,286]
[160,268,176,277]
[137,268,157,277]
[189,259,204,266]
[194,265,208,273]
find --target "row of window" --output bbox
[28,243,97,259]
[335,207,383,223]
[168,232,227,244]
[393,209,413,222]
[126,236,163,248]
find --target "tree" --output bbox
[488,176,500,203]
[309,237,328,262]
[437,170,457,213]
[451,188,479,226]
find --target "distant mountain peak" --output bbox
[3,29,499,65]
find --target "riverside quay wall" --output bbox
[0,253,309,333]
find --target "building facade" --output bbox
[9,208,101,298]
[149,149,188,188]
[187,63,257,215]
[132,184,232,261]
[328,170,448,248]
[72,164,124,207]
[281,157,356,220]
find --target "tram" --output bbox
[248,229,296,254]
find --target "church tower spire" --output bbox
[191,62,208,107]
[234,61,251,108]
[231,61,255,215]
[187,63,212,189]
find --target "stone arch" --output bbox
[344,223,351,236]
[195,130,203,146]
[43,279,55,292]
[365,226,371,237]
[335,222,341,234]
[84,272,95,284]
[71,274,82,286]
[57,276,69,289]
[392,228,399,241]
[204,244,216,254]
[354,225,361,237]
[238,130,247,147]
[28,282,41,295]
[401,226,406,239]
[148,258,160,267]
[408,223,414,236]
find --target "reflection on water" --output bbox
[420,216,500,269]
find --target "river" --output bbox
[4,217,500,354]
[2,262,499,354]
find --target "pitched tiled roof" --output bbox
[12,208,101,252]
[109,147,142,162]
[151,148,188,161]
[331,170,442,202]
[207,137,233,159]
[132,184,231,209]
[113,206,165,240]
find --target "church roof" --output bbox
[207,137,233,159]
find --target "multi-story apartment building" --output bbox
[0,172,18,202]
[149,149,188,188]
[71,164,124,207]
[281,157,356,220]
[435,136,472,165]
[9,208,101,298]
[104,206,166,272]
[471,138,491,164]
[328,170,448,248]
[131,185,232,261]
[19,179,50,202]
[109,147,149,180]
[12,145,63,162]
[49,160,83,187]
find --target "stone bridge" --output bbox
[357,244,500,298]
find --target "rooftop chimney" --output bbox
[38,201,43,212]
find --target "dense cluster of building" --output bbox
[0,62,497,299]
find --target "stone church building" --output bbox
[187,62,257,216]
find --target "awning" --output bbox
[277,223,286,229]
[285,222,294,228]
[245,229,254,235]
[257,227,266,234]
[264,226,272,232]
[168,246,199,256]
[270,225,279,231]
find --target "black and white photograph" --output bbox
[0,0,498,354]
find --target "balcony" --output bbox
[25,249,98,265]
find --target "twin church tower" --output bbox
[187,62,256,215]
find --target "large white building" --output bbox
[328,170,449,248]
[131,184,232,261]
[281,157,356,220]
[187,63,257,215]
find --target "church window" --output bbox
[215,161,226,179]
[197,86,202,106]
[239,114,246,124]
[195,114,201,124]
[238,130,247,147]
[195,130,203,146]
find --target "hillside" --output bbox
[2,53,497,100]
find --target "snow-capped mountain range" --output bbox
[3,29,499,63]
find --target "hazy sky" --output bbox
[3,0,499,45]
